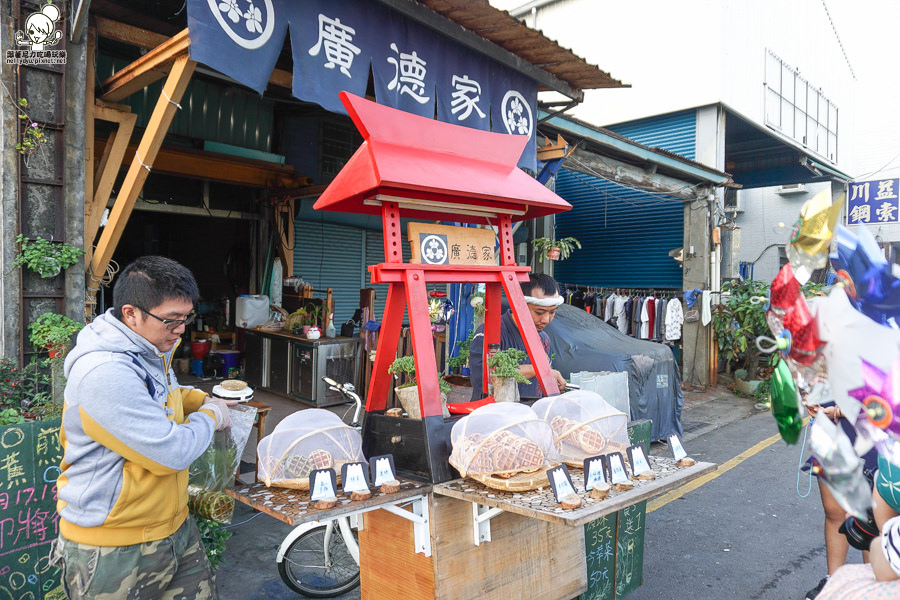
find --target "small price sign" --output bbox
[341,462,370,494]
[607,453,629,484]
[668,434,688,461]
[583,456,607,492]
[310,469,337,501]
[547,465,577,502]
[627,444,651,476]
[370,454,396,487]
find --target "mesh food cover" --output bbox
[257,409,365,489]
[449,402,558,477]
[532,390,629,464]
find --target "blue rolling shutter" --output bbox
[554,110,696,290]
[293,221,364,324]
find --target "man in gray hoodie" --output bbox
[51,256,232,600]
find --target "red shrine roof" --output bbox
[313,92,572,223]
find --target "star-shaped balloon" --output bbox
[787,190,843,284]
[766,263,823,365]
[831,224,900,326]
[849,356,900,439]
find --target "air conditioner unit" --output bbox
[776,183,806,195]
[724,195,744,213]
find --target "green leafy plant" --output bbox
[711,279,770,375]
[487,348,531,384]
[28,312,84,353]
[0,408,24,426]
[532,236,581,263]
[14,98,47,160]
[449,330,476,370]
[194,514,233,571]
[388,355,451,394]
[0,356,55,419]
[14,234,84,278]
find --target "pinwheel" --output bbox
[786,190,843,284]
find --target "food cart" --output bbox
[229,91,715,599]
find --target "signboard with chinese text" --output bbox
[848,178,900,224]
[0,420,64,600]
[407,223,495,266]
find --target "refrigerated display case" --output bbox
[290,337,361,407]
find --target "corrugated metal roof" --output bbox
[415,0,627,92]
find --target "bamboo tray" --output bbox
[468,467,550,492]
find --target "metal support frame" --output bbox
[379,495,431,557]
[472,502,505,546]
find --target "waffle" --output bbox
[551,416,607,454]
[281,453,312,478]
[309,449,334,470]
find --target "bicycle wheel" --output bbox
[277,524,360,598]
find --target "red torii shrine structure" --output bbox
[313,92,572,482]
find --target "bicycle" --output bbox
[276,377,363,598]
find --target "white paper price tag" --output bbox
[374,457,394,486]
[609,454,628,484]
[630,446,651,476]
[551,468,576,500]
[584,458,606,492]
[310,471,336,501]
[669,434,688,461]
[343,463,369,493]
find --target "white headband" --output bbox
[524,295,564,307]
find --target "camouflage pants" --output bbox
[50,518,217,600]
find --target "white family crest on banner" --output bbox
[207,0,275,49]
[500,90,533,137]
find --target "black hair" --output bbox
[521,273,559,297]
[112,256,199,319]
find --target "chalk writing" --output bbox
[0,421,62,600]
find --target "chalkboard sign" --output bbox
[580,419,651,600]
[0,420,63,600]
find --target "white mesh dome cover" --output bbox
[448,402,559,477]
[532,390,629,463]
[257,409,365,489]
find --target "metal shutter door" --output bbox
[293,221,364,324]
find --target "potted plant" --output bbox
[388,355,451,419]
[28,312,84,358]
[487,348,531,403]
[449,329,476,376]
[711,279,772,392]
[13,234,84,278]
[532,236,581,263]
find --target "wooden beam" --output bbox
[95,16,293,92]
[93,140,310,189]
[85,103,137,265]
[567,147,703,201]
[89,54,197,293]
[100,28,190,102]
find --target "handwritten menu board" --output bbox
[580,419,651,600]
[0,420,64,600]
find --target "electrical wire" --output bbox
[224,511,263,529]
[796,420,814,498]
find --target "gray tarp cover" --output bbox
[544,304,684,442]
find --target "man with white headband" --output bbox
[468,273,568,401]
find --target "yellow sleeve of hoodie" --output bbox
[181,387,209,414]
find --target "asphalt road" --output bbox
[217,411,858,600]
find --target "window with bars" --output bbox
[764,49,839,162]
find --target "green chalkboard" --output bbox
[0,420,64,600]
[580,419,651,600]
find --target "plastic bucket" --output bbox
[236,295,270,328]
[191,340,211,360]
[217,350,241,371]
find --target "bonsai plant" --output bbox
[448,329,476,375]
[487,348,531,403]
[532,236,581,263]
[28,312,84,357]
[13,234,84,278]
[388,355,451,419]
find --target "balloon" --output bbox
[807,415,873,519]
[849,357,900,440]
[770,358,803,444]
[831,224,900,327]
[787,190,843,284]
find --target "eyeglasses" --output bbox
[138,307,196,331]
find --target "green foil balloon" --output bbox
[770,358,803,444]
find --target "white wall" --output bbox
[494,0,861,173]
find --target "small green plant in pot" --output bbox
[487,348,530,403]
[448,329,476,375]
[532,236,581,263]
[14,234,84,278]
[388,355,451,419]
[28,313,84,357]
